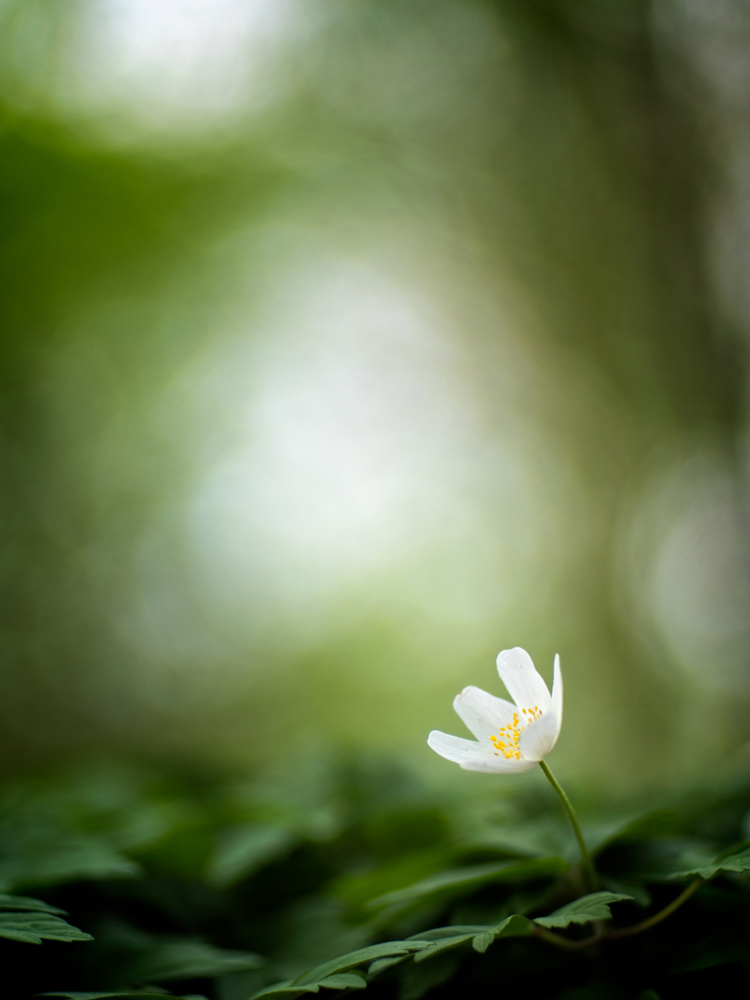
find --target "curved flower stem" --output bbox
[538,760,598,892]
[532,925,603,950]
[607,876,704,939]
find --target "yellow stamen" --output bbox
[490,705,544,760]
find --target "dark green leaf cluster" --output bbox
[1,755,750,1000]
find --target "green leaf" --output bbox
[600,878,651,909]
[367,956,408,976]
[333,849,456,910]
[668,843,750,881]
[534,892,634,929]
[122,939,263,983]
[42,994,189,999]
[471,931,494,953]
[206,824,297,888]
[0,911,93,944]
[316,974,366,990]
[399,953,459,1000]
[470,914,533,953]
[413,934,474,962]
[587,810,678,856]
[249,976,364,1000]
[0,893,66,914]
[250,984,320,999]
[292,942,429,986]
[406,914,533,961]
[0,836,140,890]
[367,857,568,909]
[405,925,488,942]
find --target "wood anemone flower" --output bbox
[428,647,563,773]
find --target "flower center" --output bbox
[490,707,543,759]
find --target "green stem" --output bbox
[607,877,704,939]
[534,876,705,951]
[538,760,598,892]
[532,925,602,951]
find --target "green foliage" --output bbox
[0,912,93,945]
[0,893,93,944]
[668,842,750,881]
[367,857,568,908]
[534,892,634,928]
[118,937,262,983]
[0,755,749,999]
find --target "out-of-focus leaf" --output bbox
[668,843,750,881]
[333,849,455,909]
[367,857,568,909]
[0,892,66,913]
[464,816,570,859]
[206,824,297,888]
[122,939,262,983]
[587,810,678,855]
[534,892,633,929]
[399,953,459,1000]
[0,911,93,944]
[0,838,139,889]
[600,878,651,909]
[268,896,370,979]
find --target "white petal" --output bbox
[453,686,516,741]
[519,655,563,762]
[496,647,552,712]
[551,653,563,729]
[518,711,558,761]
[427,731,536,773]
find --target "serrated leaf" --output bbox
[367,857,568,909]
[250,984,320,999]
[367,956,407,975]
[408,913,533,960]
[600,878,651,909]
[494,913,533,938]
[406,925,487,942]
[413,934,474,962]
[0,893,66,914]
[317,974,366,989]
[471,931,494,953]
[534,892,633,928]
[292,942,428,986]
[0,911,93,944]
[250,978,365,1000]
[471,914,533,951]
[668,844,750,881]
[122,939,262,983]
[42,993,182,999]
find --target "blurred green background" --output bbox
[0,0,748,789]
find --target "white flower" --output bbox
[427,647,563,773]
